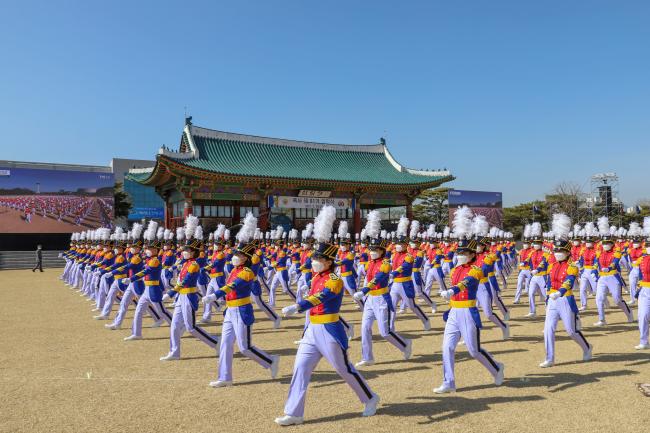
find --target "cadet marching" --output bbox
[57,207,650,426]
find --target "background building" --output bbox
[127,118,454,234]
[111,158,165,222]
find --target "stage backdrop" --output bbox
[0,165,114,233]
[448,189,503,228]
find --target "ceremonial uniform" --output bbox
[162,258,219,360]
[389,249,430,329]
[126,254,170,339]
[283,270,375,418]
[636,253,650,349]
[594,247,634,324]
[514,246,532,304]
[528,248,548,317]
[358,257,411,364]
[438,259,504,391]
[213,264,277,383]
[578,245,598,309]
[541,258,591,366]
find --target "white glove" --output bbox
[441,289,454,299]
[601,267,609,273]
[121,278,131,285]
[531,270,539,275]
[282,304,299,317]
[162,293,171,302]
[202,294,217,305]
[353,291,365,301]
[549,292,561,300]
[100,273,108,280]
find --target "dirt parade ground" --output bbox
[0,268,647,433]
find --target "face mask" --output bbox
[572,241,579,246]
[533,244,541,250]
[477,245,485,253]
[312,260,325,273]
[409,242,417,249]
[646,247,650,255]
[554,252,568,262]
[182,251,191,260]
[456,254,470,266]
[370,251,381,260]
[491,242,496,246]
[129,247,136,254]
[114,249,119,254]
[103,247,109,252]
[339,245,347,252]
[231,256,243,267]
[163,245,169,250]
[523,243,530,249]
[395,245,404,252]
[633,243,640,248]
[585,243,593,248]
[145,250,153,257]
[603,244,612,251]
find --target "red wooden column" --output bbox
[164,199,173,228]
[259,195,269,231]
[353,207,361,234]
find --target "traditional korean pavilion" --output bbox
[126,118,454,233]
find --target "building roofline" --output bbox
[0,159,112,173]
[188,124,385,154]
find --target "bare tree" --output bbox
[545,182,584,222]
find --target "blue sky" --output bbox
[1,1,648,206]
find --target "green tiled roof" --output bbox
[124,170,153,183]
[155,126,452,186]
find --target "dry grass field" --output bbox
[0,268,647,433]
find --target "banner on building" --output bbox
[268,195,354,210]
[128,207,165,220]
[448,189,503,228]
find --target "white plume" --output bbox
[443,226,450,238]
[313,205,336,243]
[214,224,226,241]
[236,212,258,244]
[471,215,489,237]
[552,213,571,240]
[194,225,203,241]
[338,221,348,239]
[396,216,409,237]
[380,229,387,239]
[274,225,284,240]
[184,215,199,239]
[523,224,532,238]
[224,229,230,240]
[584,222,596,237]
[164,228,172,240]
[131,222,143,240]
[304,223,314,239]
[530,222,542,237]
[452,206,474,239]
[176,227,184,241]
[156,227,164,240]
[409,220,420,239]
[597,216,609,236]
[144,220,158,241]
[629,222,641,237]
[427,224,435,237]
[360,228,367,240]
[364,210,382,239]
[644,217,650,237]
[573,224,582,238]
